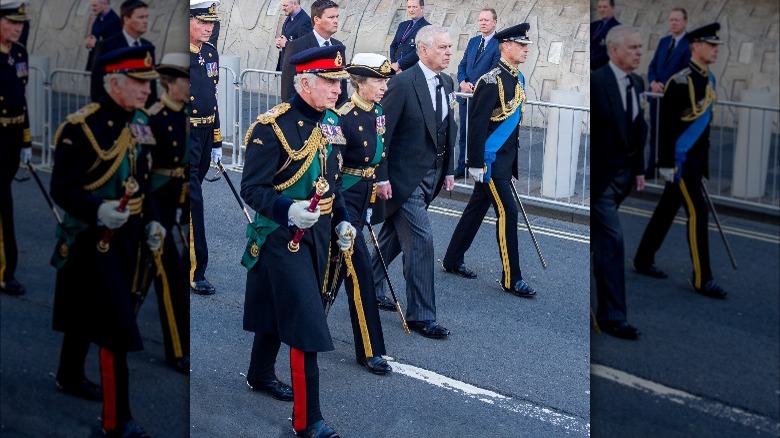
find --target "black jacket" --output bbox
[280,31,347,104]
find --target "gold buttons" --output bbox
[163,110,168,116]
[174,156,179,162]
[363,141,368,147]
[108,120,114,127]
[168,126,173,131]
[358,126,363,131]
[193,109,198,114]
[172,141,178,147]
[353,111,358,116]
[298,121,304,127]
[364,157,369,162]
[213,106,216,111]
[190,96,194,101]
[382,152,386,157]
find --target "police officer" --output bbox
[50,45,164,438]
[189,0,221,295]
[0,1,31,296]
[633,23,727,299]
[442,23,537,298]
[240,45,353,438]
[146,52,190,373]
[326,52,393,375]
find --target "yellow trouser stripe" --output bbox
[0,213,6,281]
[679,180,702,288]
[343,249,373,358]
[189,214,196,281]
[488,181,511,288]
[153,250,183,358]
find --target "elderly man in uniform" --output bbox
[51,45,164,438]
[189,1,222,295]
[0,1,31,296]
[442,23,537,298]
[633,23,728,299]
[240,45,353,438]
[146,52,191,373]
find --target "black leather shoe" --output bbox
[167,355,190,375]
[56,376,102,401]
[501,279,536,298]
[376,295,395,312]
[442,263,477,279]
[357,356,392,375]
[0,279,25,295]
[632,262,668,279]
[190,279,216,295]
[601,321,641,340]
[693,279,727,299]
[247,378,293,401]
[104,419,150,438]
[408,320,450,339]
[294,420,340,438]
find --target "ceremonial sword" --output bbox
[26,161,62,224]
[509,178,547,269]
[216,160,252,223]
[366,223,410,334]
[700,180,738,270]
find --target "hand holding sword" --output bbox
[288,177,329,252]
[97,177,138,253]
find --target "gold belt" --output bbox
[0,114,26,125]
[190,115,215,126]
[294,194,335,215]
[152,167,187,178]
[341,165,376,179]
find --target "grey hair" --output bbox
[605,24,639,50]
[349,74,368,90]
[416,25,448,52]
[103,73,127,94]
[293,73,320,93]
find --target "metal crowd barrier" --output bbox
[44,69,92,167]
[236,69,283,167]
[218,64,241,166]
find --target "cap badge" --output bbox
[334,52,343,67]
[380,61,391,74]
[209,3,217,14]
[144,52,153,67]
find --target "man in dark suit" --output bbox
[275,0,312,71]
[590,0,620,71]
[85,0,122,70]
[645,7,690,177]
[280,0,346,104]
[389,0,429,73]
[591,25,647,340]
[90,0,156,104]
[453,7,501,177]
[371,25,456,339]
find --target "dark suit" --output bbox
[389,17,430,71]
[275,9,313,71]
[279,31,347,103]
[454,33,501,172]
[85,9,122,70]
[590,17,620,71]
[371,63,456,322]
[591,64,647,325]
[90,33,157,104]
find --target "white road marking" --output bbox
[386,359,590,435]
[592,364,780,435]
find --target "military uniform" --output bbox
[0,3,30,295]
[443,26,536,297]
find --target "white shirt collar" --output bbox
[313,30,331,47]
[482,31,496,45]
[122,29,140,47]
[608,60,630,82]
[418,60,439,82]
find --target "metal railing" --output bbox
[217,64,241,165]
[236,69,283,167]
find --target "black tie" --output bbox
[323,40,330,46]
[435,74,444,126]
[133,40,140,47]
[477,37,485,56]
[625,76,634,126]
[665,37,675,63]
[282,15,291,33]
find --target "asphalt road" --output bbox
[189,168,591,437]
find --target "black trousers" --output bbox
[635,175,713,289]
[189,126,213,282]
[443,178,523,289]
[0,125,22,283]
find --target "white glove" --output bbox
[211,147,222,164]
[288,200,320,229]
[145,221,166,251]
[658,167,675,183]
[19,147,32,164]
[365,207,373,224]
[467,167,484,183]
[175,208,183,224]
[97,200,130,229]
[335,221,356,251]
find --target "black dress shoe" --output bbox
[357,356,392,375]
[0,279,25,295]
[104,419,150,438]
[693,279,727,299]
[56,376,102,401]
[376,295,395,312]
[501,279,536,298]
[442,263,478,279]
[601,321,641,340]
[247,378,293,401]
[295,420,340,438]
[408,320,450,339]
[632,262,668,279]
[190,279,216,295]
[167,355,190,374]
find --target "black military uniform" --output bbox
[189,3,221,294]
[50,46,160,438]
[146,56,191,373]
[325,54,395,375]
[442,23,536,298]
[240,45,349,438]
[0,2,30,295]
[634,23,727,299]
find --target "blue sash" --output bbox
[482,73,524,183]
[673,72,715,182]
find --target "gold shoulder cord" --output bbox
[490,77,525,122]
[273,125,326,192]
[84,126,135,191]
[681,77,715,122]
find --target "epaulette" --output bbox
[669,67,691,86]
[203,41,217,51]
[336,101,355,116]
[146,101,165,116]
[65,103,101,125]
[257,102,291,125]
[473,67,500,94]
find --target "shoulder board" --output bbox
[12,41,26,52]
[147,101,165,116]
[257,102,291,125]
[337,101,355,116]
[65,103,101,125]
[480,67,501,85]
[203,42,217,51]
[669,67,691,85]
